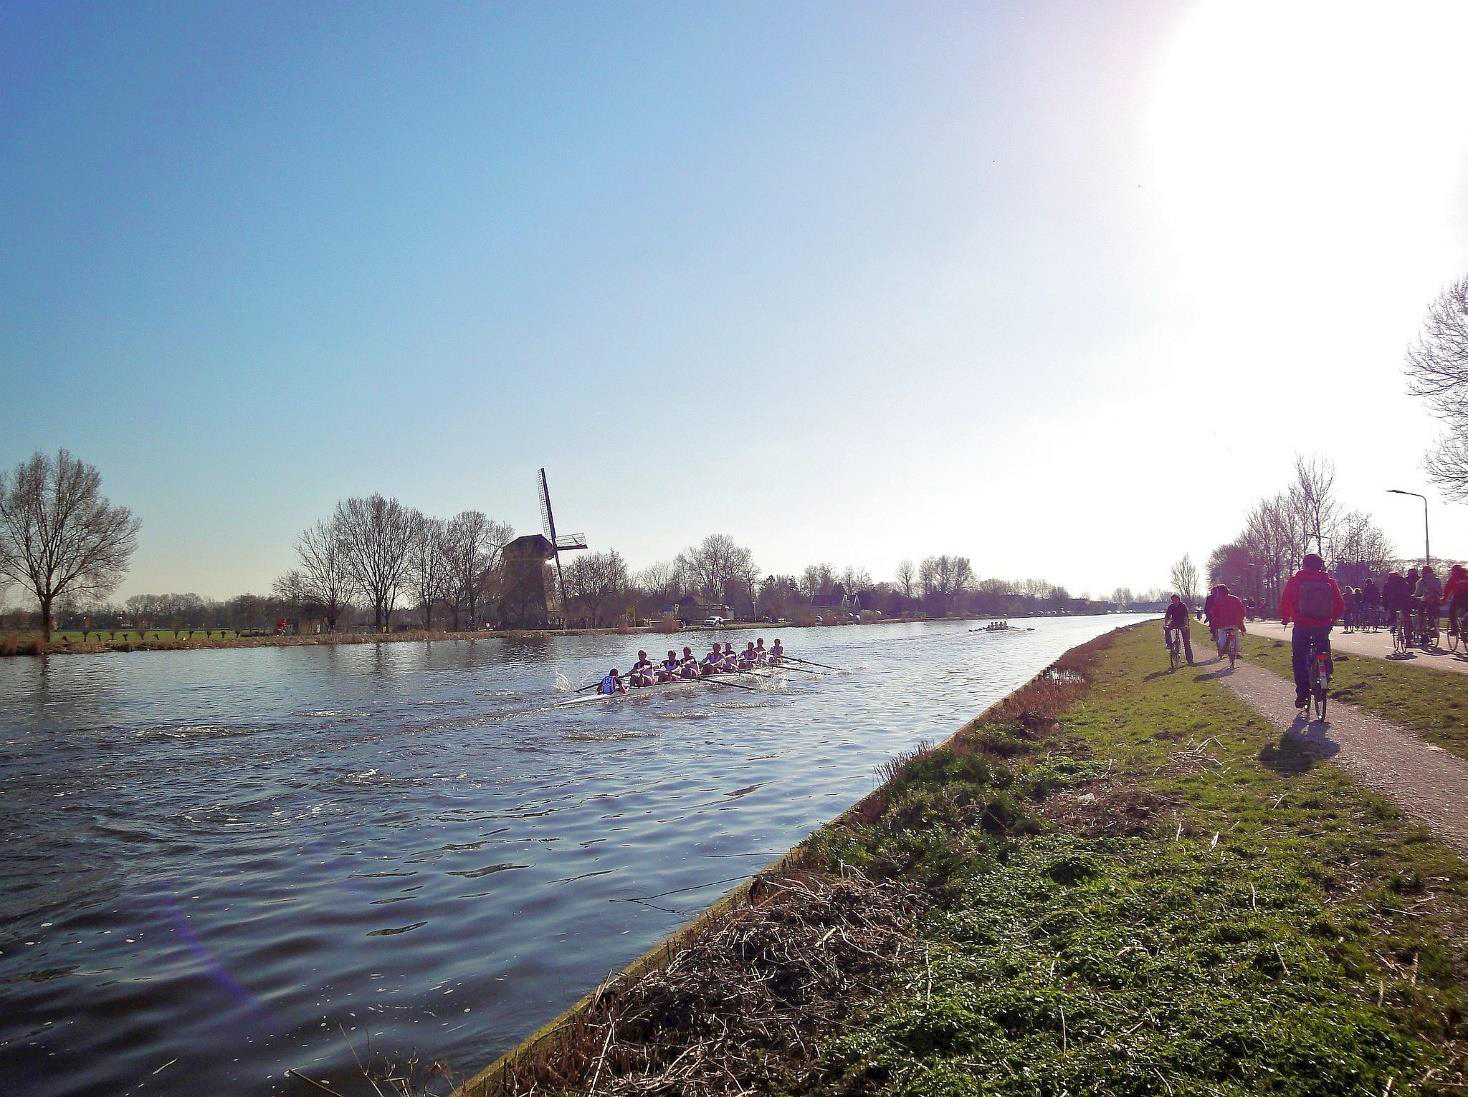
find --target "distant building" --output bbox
[670,595,733,623]
[810,583,859,614]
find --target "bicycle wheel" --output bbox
[1449,629,1461,654]
[1169,640,1180,671]
[1393,622,1408,654]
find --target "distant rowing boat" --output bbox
[554,668,780,707]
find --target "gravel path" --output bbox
[1204,653,1468,855]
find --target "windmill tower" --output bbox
[537,467,587,620]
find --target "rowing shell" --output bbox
[554,669,779,707]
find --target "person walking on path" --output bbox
[1279,553,1346,709]
[1164,595,1195,665]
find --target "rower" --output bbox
[701,643,724,675]
[754,638,767,665]
[680,646,701,679]
[739,641,757,669]
[629,650,655,688]
[597,668,626,695]
[721,643,737,671]
[770,638,784,663]
[659,649,681,683]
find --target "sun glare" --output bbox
[1148,0,1468,304]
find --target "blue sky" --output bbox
[3,0,1466,601]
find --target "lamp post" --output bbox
[1387,489,1430,569]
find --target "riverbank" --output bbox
[455,622,1468,1096]
[0,612,1049,656]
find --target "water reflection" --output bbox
[0,615,1141,1097]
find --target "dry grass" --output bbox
[484,870,925,1097]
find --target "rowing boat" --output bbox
[554,668,779,707]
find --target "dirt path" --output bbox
[1199,652,1468,855]
[1247,618,1468,675]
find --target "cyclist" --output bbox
[1279,553,1345,709]
[1163,595,1194,665]
[1201,585,1220,644]
[1360,578,1380,630]
[1404,568,1422,645]
[1211,583,1246,661]
[1416,566,1443,647]
[1446,565,1468,642]
[1381,570,1410,645]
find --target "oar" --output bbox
[697,674,761,692]
[768,662,817,674]
[782,656,839,670]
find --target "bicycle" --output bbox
[1297,632,1331,721]
[1216,626,1241,669]
[1421,602,1441,650]
[1391,610,1411,655]
[1165,626,1182,671]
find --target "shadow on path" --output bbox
[1258,714,1341,775]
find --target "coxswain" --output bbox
[659,649,681,683]
[680,646,701,679]
[770,638,785,663]
[629,650,655,688]
[597,668,626,695]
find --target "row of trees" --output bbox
[274,497,514,632]
[1199,455,1396,608]
[0,451,1123,640]
[1407,273,1468,498]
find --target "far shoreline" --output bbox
[0,613,1083,658]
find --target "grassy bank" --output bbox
[469,623,1468,1096]
[1242,632,1468,762]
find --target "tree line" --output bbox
[1196,454,1397,608]
[1,450,1128,640]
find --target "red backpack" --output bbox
[1296,576,1334,620]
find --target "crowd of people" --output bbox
[597,638,785,694]
[1163,554,1468,710]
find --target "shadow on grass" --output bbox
[1259,716,1340,775]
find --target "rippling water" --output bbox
[0,615,1142,1096]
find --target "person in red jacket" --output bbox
[1210,583,1246,661]
[1279,553,1346,707]
[1445,564,1468,642]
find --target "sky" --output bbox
[2,0,1467,604]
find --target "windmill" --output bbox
[537,467,587,620]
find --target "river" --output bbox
[0,614,1144,1096]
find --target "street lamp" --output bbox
[1387,489,1430,569]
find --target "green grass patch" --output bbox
[1242,632,1468,762]
[803,625,1468,1096]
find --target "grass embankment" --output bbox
[1242,632,1468,762]
[481,624,1468,1097]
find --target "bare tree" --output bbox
[0,449,141,641]
[407,513,453,630]
[895,559,917,600]
[918,554,975,615]
[1169,553,1200,604]
[799,563,835,599]
[441,511,514,629]
[675,534,758,602]
[1405,275,1468,497]
[335,494,415,631]
[564,550,629,627]
[839,565,872,593]
[1290,454,1339,557]
[278,517,353,631]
